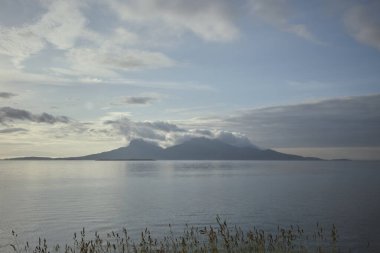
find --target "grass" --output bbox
[7,216,354,253]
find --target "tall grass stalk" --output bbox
[8,217,350,253]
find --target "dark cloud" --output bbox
[344,1,380,51]
[0,107,70,124]
[0,128,28,134]
[141,121,185,132]
[249,0,320,43]
[123,96,157,105]
[193,129,214,136]
[223,94,380,148]
[0,92,17,99]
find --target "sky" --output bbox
[0,0,380,160]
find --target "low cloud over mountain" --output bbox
[103,116,255,148]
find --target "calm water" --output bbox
[0,161,379,252]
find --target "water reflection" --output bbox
[0,161,379,252]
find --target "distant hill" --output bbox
[7,137,321,160]
[6,156,55,160]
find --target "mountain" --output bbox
[61,137,320,161]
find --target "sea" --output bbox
[0,160,379,252]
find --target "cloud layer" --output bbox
[221,94,380,148]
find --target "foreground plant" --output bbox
[8,216,349,253]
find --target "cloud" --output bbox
[107,0,240,42]
[109,95,162,107]
[104,117,167,141]
[249,0,321,43]
[104,118,186,142]
[0,107,70,125]
[0,128,28,134]
[0,0,177,78]
[220,94,380,148]
[0,25,45,67]
[344,1,380,51]
[35,0,87,50]
[121,96,157,105]
[0,0,329,87]
[0,92,17,99]
[214,130,257,148]
[0,0,88,68]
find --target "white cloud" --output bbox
[61,23,162,75]
[35,0,87,50]
[0,0,88,68]
[344,1,380,51]
[0,0,175,77]
[0,26,45,67]
[107,0,240,42]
